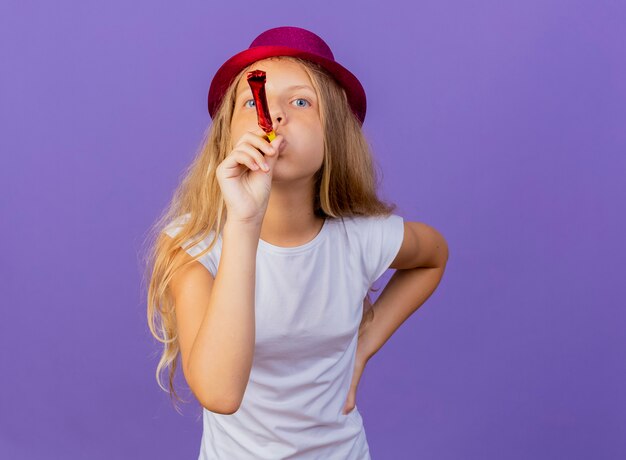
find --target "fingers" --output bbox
[223,142,278,173]
[224,128,284,174]
[222,150,265,172]
[262,137,283,172]
[268,135,283,155]
[232,130,283,166]
[237,144,270,172]
[235,129,277,157]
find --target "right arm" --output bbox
[168,127,284,414]
[169,220,261,415]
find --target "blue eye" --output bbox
[293,98,310,108]
[244,98,310,109]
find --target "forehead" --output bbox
[235,58,314,95]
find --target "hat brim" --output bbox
[207,45,366,125]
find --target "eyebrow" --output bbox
[236,84,316,100]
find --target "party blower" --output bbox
[246,70,277,142]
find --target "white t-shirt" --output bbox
[164,212,405,459]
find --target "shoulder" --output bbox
[339,213,405,285]
[389,221,449,270]
[161,213,221,276]
[338,213,402,229]
[335,214,404,261]
[163,212,193,238]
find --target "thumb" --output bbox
[265,135,284,169]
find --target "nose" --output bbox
[268,101,285,130]
[271,112,284,131]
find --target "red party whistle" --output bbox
[246,70,276,142]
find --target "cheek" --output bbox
[304,119,324,149]
[307,137,325,170]
[297,122,323,149]
[315,137,325,162]
[229,119,251,146]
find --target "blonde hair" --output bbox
[140,56,397,413]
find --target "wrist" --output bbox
[223,219,263,245]
[225,216,263,231]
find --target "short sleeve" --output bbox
[162,214,220,277]
[363,213,405,285]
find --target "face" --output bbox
[230,58,324,184]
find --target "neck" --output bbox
[260,178,325,247]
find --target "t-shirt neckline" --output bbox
[257,218,330,254]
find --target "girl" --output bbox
[144,26,448,459]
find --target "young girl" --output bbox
[144,26,448,459]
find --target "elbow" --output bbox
[441,240,450,265]
[435,236,449,268]
[185,365,248,415]
[199,397,241,415]
[201,403,240,415]
[191,379,243,415]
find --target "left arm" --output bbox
[343,221,449,414]
[358,221,449,361]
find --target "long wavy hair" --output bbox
[140,56,397,413]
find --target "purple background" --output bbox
[1,1,624,459]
